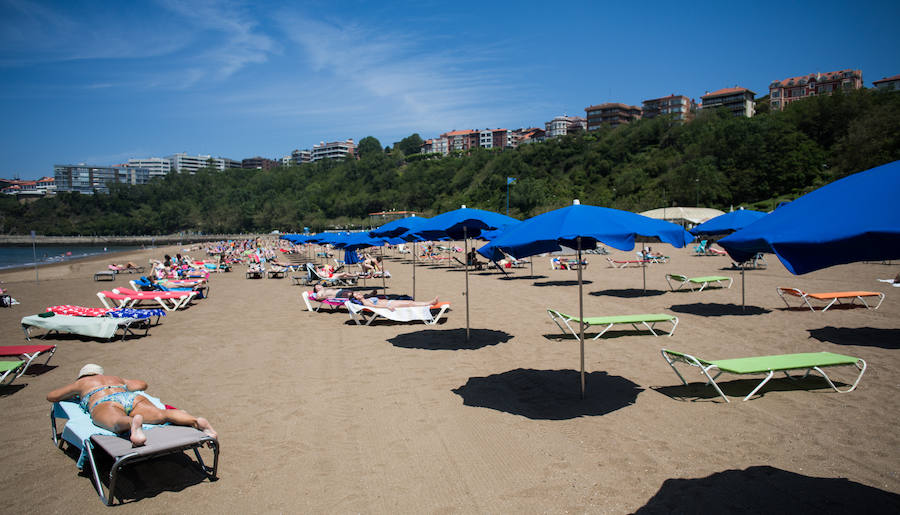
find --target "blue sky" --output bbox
[1,0,898,179]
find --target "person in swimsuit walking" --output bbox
[46,364,217,446]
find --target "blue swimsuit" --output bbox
[79,385,146,415]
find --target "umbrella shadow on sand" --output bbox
[807,326,900,350]
[452,369,642,420]
[635,465,900,514]
[589,288,666,298]
[387,328,513,350]
[669,303,771,317]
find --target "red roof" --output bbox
[873,74,900,84]
[442,129,476,137]
[702,86,755,99]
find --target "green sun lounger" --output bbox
[547,309,678,341]
[665,273,733,292]
[661,349,867,402]
[0,360,25,386]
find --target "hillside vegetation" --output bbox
[2,88,898,236]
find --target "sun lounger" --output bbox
[21,314,149,341]
[47,305,166,325]
[0,344,57,378]
[666,273,733,292]
[51,395,219,505]
[345,300,451,326]
[130,278,208,300]
[547,309,678,340]
[97,288,196,311]
[661,349,867,402]
[776,287,885,312]
[606,257,649,268]
[0,360,25,386]
[305,263,358,286]
[301,291,347,312]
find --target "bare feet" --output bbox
[430,297,439,305]
[130,414,147,446]
[195,417,218,439]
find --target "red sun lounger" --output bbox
[0,344,57,377]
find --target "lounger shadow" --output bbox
[807,326,900,350]
[589,288,666,298]
[453,369,643,420]
[668,303,772,317]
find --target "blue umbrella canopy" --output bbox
[370,216,430,238]
[414,208,519,240]
[719,160,900,275]
[478,203,693,260]
[690,209,768,237]
[334,232,385,252]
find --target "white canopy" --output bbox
[639,207,725,226]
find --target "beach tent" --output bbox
[371,216,431,299]
[639,207,725,228]
[413,207,520,341]
[478,200,693,396]
[719,160,900,275]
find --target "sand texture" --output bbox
[1,244,898,513]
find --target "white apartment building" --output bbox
[545,115,587,138]
[166,153,240,173]
[311,139,355,162]
[291,149,312,165]
[479,130,495,148]
[127,157,171,179]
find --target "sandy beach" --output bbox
[1,243,898,513]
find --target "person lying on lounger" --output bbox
[110,262,141,270]
[312,284,357,300]
[316,264,366,280]
[46,364,217,447]
[350,292,438,311]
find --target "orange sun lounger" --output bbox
[776,287,885,312]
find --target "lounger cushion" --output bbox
[711,352,860,374]
[574,313,675,325]
[0,344,55,357]
[1,360,24,374]
[807,291,880,300]
[687,276,730,283]
[22,314,132,339]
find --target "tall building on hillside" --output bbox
[127,157,171,179]
[545,116,587,138]
[641,95,697,121]
[510,127,546,146]
[440,130,478,152]
[768,69,863,111]
[700,87,756,117]
[311,139,355,161]
[872,73,899,91]
[291,149,312,165]
[54,164,150,194]
[242,156,278,170]
[422,137,449,154]
[166,153,240,173]
[584,103,642,130]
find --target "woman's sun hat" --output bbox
[78,364,104,378]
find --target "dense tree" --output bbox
[356,136,382,157]
[396,133,424,156]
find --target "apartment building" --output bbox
[311,139,356,162]
[872,73,900,91]
[768,69,863,111]
[510,127,546,146]
[545,115,587,137]
[584,103,642,130]
[700,87,756,117]
[291,149,312,165]
[0,177,54,196]
[126,157,171,179]
[642,95,697,121]
[242,156,278,170]
[422,138,449,155]
[54,164,150,194]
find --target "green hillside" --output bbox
[2,87,898,236]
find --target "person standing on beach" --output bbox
[47,364,217,446]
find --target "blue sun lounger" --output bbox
[51,395,219,505]
[661,349,867,402]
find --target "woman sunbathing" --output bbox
[350,292,438,311]
[47,364,216,446]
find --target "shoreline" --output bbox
[0,233,262,246]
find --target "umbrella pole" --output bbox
[381,246,386,294]
[464,229,470,342]
[741,264,745,310]
[413,241,417,299]
[642,257,646,295]
[577,237,585,398]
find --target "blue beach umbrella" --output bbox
[690,209,768,237]
[719,160,900,275]
[371,216,431,298]
[479,200,693,396]
[413,207,521,341]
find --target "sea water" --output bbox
[0,245,144,270]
